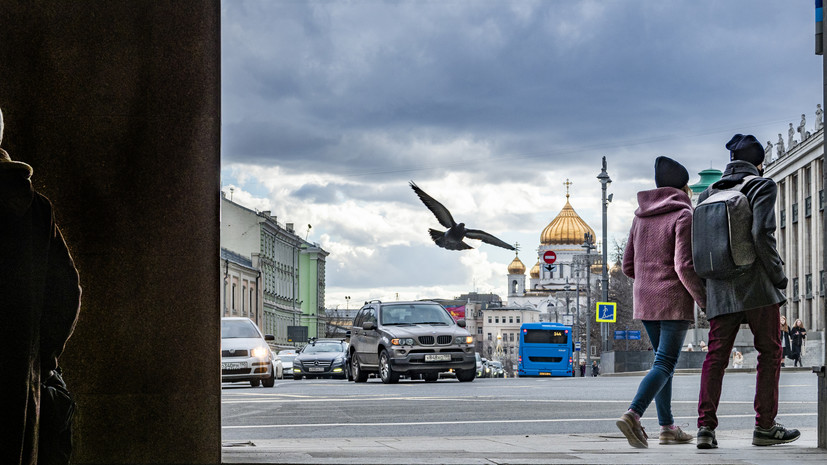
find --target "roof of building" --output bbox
[221,248,253,268]
[507,254,526,275]
[540,191,595,245]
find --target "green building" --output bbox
[299,243,329,339]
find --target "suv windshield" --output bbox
[221,319,261,338]
[379,304,454,325]
[302,343,344,354]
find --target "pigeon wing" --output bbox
[465,229,515,250]
[409,181,456,229]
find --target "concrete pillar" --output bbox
[0,2,221,463]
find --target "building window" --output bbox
[805,196,812,218]
[509,333,514,342]
[487,333,492,341]
[509,316,514,324]
[820,190,824,211]
[821,270,825,296]
[495,316,500,323]
[806,274,813,299]
[516,316,521,323]
[780,209,786,228]
[488,316,492,323]
[792,203,798,224]
[477,327,482,335]
[793,278,800,302]
[231,283,237,313]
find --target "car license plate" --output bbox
[308,367,324,372]
[425,354,451,362]
[222,362,247,370]
[539,372,551,376]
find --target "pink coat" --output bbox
[622,187,706,321]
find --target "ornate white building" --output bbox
[506,184,601,322]
[764,105,825,334]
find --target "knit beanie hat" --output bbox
[726,134,764,166]
[654,156,689,189]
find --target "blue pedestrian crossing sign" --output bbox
[596,302,617,323]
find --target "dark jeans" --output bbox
[697,303,782,430]
[629,320,689,426]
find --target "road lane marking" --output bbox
[221,397,816,405]
[222,412,817,429]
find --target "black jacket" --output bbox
[0,164,81,465]
[697,161,787,319]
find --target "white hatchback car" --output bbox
[221,317,277,387]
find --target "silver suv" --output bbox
[348,301,476,383]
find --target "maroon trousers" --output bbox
[697,303,782,430]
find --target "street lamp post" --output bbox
[574,266,582,375]
[582,232,596,370]
[597,156,612,352]
[345,295,351,310]
[816,1,827,449]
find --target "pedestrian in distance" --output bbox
[694,134,799,449]
[616,156,706,449]
[779,315,791,367]
[580,361,586,377]
[591,360,599,377]
[789,319,806,367]
[0,107,82,465]
[732,351,744,369]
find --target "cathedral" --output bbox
[505,182,602,320]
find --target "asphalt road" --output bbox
[221,371,819,442]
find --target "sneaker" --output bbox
[616,412,648,448]
[659,426,694,445]
[696,426,717,449]
[752,423,800,446]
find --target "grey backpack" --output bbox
[692,176,757,280]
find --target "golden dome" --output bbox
[590,257,603,274]
[540,196,596,245]
[529,261,540,279]
[507,255,526,275]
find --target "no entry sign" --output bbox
[542,250,557,264]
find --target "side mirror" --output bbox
[264,334,275,341]
[456,319,467,328]
[362,321,376,331]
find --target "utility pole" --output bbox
[815,0,827,449]
[598,156,612,351]
[582,233,596,370]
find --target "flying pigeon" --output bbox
[409,181,515,251]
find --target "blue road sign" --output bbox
[575,342,581,351]
[614,330,626,340]
[596,302,617,323]
[628,330,641,340]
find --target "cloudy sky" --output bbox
[220,1,822,310]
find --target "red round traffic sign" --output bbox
[543,251,557,264]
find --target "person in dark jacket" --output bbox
[0,107,82,465]
[779,315,791,367]
[695,134,799,449]
[789,319,806,367]
[616,156,705,449]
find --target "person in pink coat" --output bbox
[615,156,707,449]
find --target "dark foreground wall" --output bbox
[0,2,221,463]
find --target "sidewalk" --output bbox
[223,428,826,464]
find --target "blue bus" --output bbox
[517,322,573,377]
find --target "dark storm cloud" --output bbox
[223,1,817,184]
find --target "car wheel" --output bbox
[423,373,438,383]
[352,354,368,383]
[262,370,275,388]
[456,369,475,382]
[379,350,399,384]
[250,379,260,387]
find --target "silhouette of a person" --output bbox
[0,107,81,465]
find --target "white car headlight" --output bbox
[251,347,269,358]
